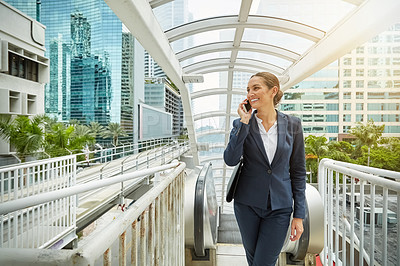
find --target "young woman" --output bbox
[224,72,306,265]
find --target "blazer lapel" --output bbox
[249,112,270,166]
[271,111,287,167]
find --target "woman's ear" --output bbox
[271,86,278,96]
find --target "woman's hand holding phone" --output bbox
[238,99,252,124]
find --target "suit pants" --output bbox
[234,201,292,266]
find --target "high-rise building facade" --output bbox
[281,24,400,140]
[5,0,141,142]
[40,0,121,126]
[144,78,183,136]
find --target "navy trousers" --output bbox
[234,201,292,266]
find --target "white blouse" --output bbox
[255,113,278,164]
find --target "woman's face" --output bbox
[246,76,276,109]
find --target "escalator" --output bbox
[184,161,324,263]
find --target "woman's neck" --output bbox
[256,106,277,124]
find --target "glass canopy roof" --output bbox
[104,0,399,212]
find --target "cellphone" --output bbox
[244,101,251,113]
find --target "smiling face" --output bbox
[246,76,277,110]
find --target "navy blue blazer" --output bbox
[224,110,306,219]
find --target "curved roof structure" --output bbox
[105,0,400,210]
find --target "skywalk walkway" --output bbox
[75,141,190,232]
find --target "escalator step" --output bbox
[218,214,242,244]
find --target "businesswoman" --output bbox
[224,72,306,266]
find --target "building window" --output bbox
[327,103,339,111]
[356,80,364,88]
[356,69,364,77]
[356,92,364,99]
[356,103,363,111]
[384,126,400,133]
[8,52,38,82]
[368,69,377,77]
[343,69,351,77]
[368,92,385,99]
[343,58,352,65]
[343,103,351,111]
[368,58,378,65]
[343,114,351,122]
[343,80,351,88]
[356,58,364,65]
[343,92,351,99]
[368,81,380,88]
[356,47,364,54]
[327,126,338,133]
[326,115,338,122]
[368,114,382,122]
[343,126,351,133]
[356,114,363,122]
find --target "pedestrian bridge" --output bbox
[1,0,400,265]
[0,140,399,265]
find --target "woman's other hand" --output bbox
[290,218,304,241]
[238,99,252,124]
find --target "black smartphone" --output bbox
[244,101,251,113]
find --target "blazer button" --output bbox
[267,169,272,174]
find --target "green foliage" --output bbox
[0,114,47,161]
[102,122,128,146]
[305,129,400,182]
[305,135,328,161]
[326,141,354,162]
[349,120,385,166]
[88,121,105,140]
[349,120,384,148]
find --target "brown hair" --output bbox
[251,72,283,106]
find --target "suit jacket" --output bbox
[224,110,306,219]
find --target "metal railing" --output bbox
[75,138,182,167]
[0,161,186,266]
[81,139,189,183]
[318,159,400,266]
[0,155,76,249]
[0,139,190,250]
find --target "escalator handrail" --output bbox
[193,162,212,257]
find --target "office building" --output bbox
[0,1,49,156]
[144,77,183,137]
[281,24,400,140]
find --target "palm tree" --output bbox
[88,121,104,140]
[305,135,329,163]
[349,120,385,166]
[70,124,95,148]
[102,122,127,146]
[45,122,74,149]
[0,114,46,161]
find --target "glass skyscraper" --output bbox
[41,0,121,125]
[5,0,137,140]
[144,0,192,78]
